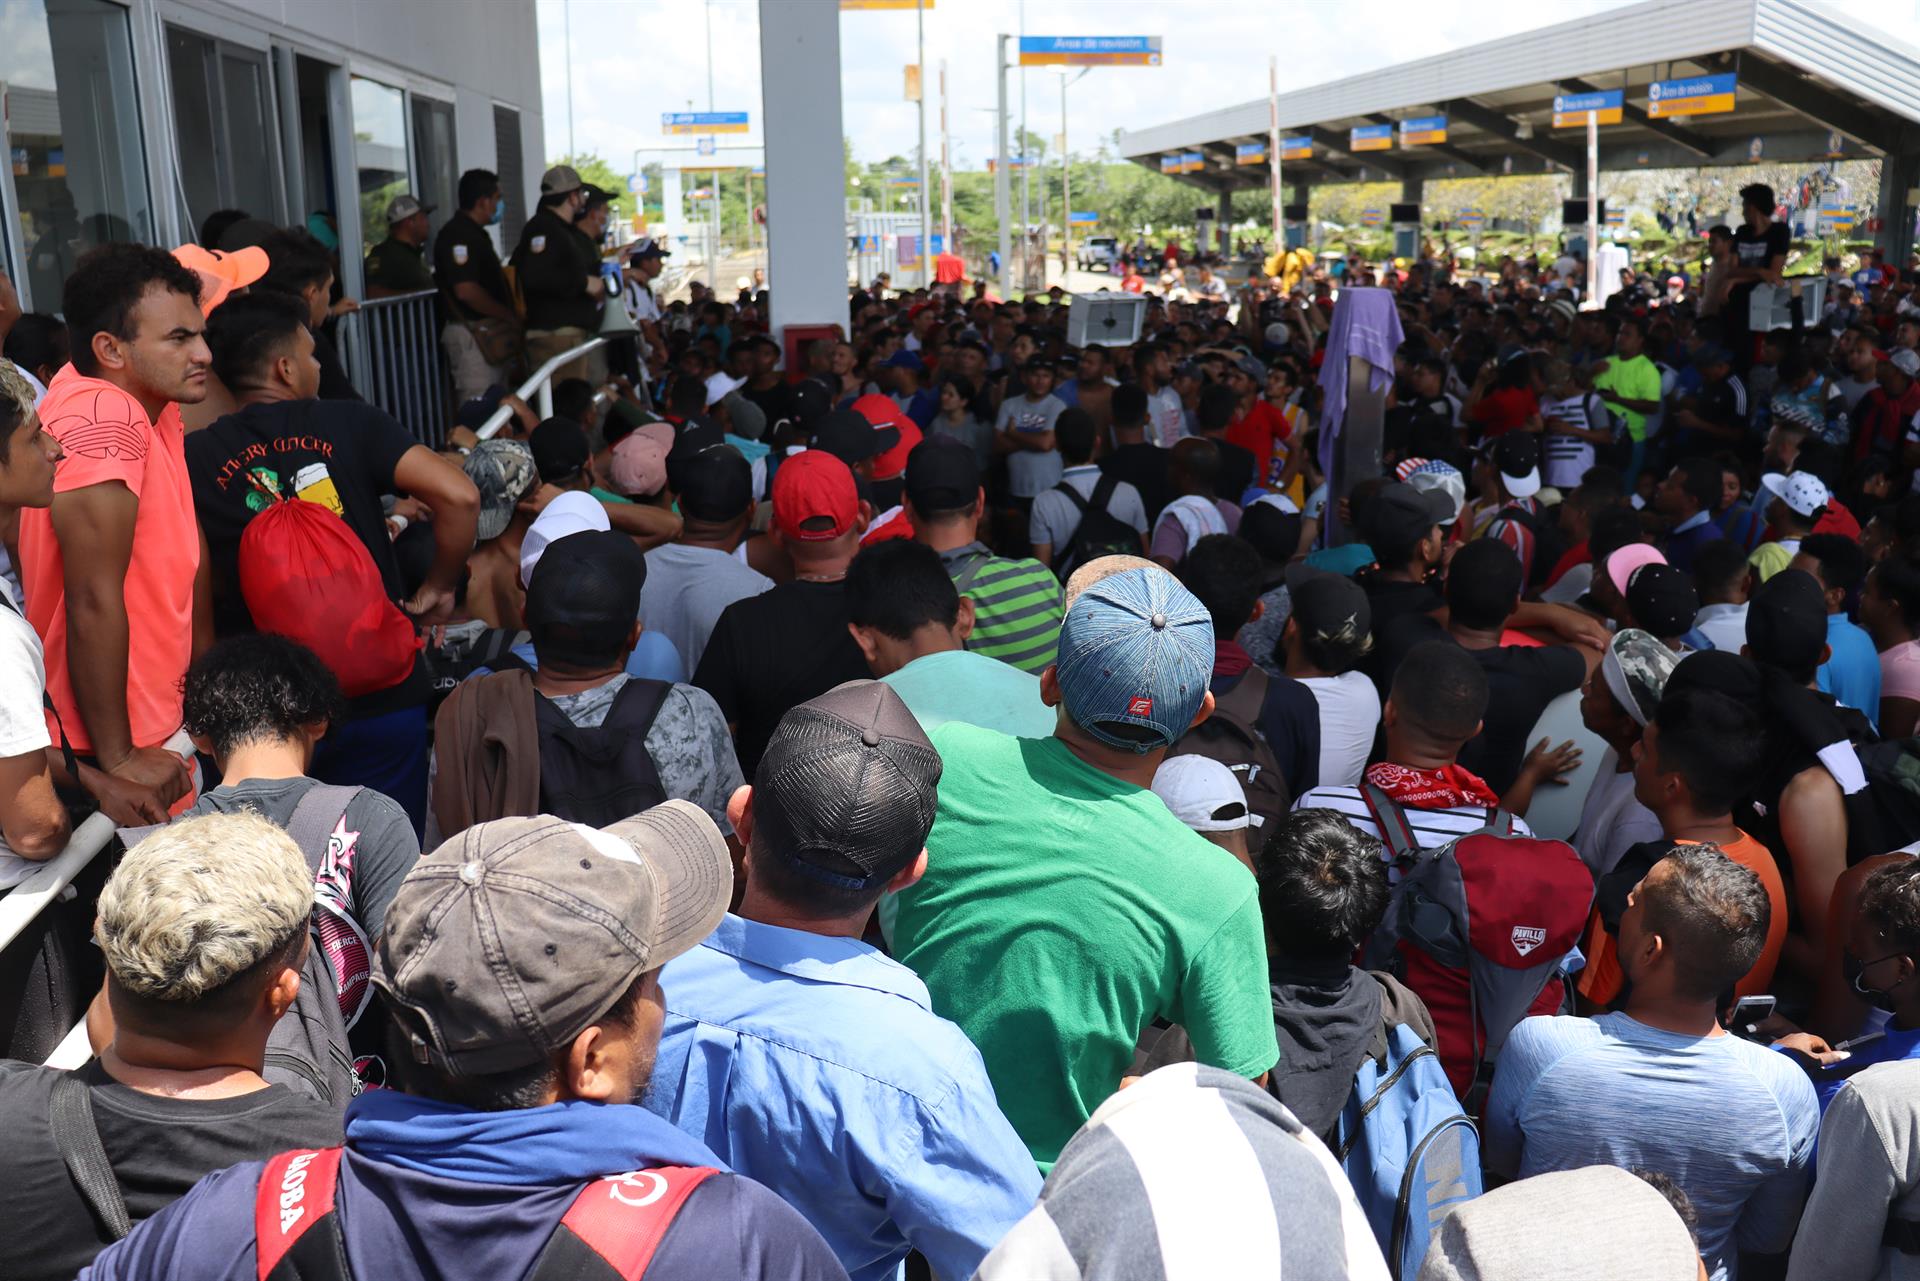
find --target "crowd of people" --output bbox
[0,165,1917,1280]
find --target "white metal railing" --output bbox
[345,289,453,448]
[0,812,116,955]
[0,811,117,1070]
[475,336,609,439]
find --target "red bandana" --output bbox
[1364,761,1500,810]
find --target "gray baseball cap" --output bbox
[540,164,585,196]
[385,193,435,224]
[1601,627,1679,727]
[374,803,733,1076]
[464,438,539,541]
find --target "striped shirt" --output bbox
[1295,784,1533,880]
[974,1063,1390,1281]
[939,542,1065,675]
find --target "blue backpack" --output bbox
[1333,1021,1482,1279]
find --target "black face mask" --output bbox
[1845,951,1909,1014]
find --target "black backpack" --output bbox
[533,679,673,826]
[1052,474,1140,579]
[1165,667,1291,835]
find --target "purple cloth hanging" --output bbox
[1316,287,1405,481]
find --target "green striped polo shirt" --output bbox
[939,542,1064,675]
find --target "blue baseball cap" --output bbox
[1055,567,1214,753]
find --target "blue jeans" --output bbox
[311,704,430,837]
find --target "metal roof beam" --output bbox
[1361,115,1485,175]
[1555,78,1714,158]
[1306,126,1404,178]
[1441,97,1580,171]
[1708,53,1897,153]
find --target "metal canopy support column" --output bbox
[1215,188,1232,256]
[1877,126,1920,266]
[758,0,847,343]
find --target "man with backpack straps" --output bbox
[188,290,483,833]
[0,813,339,1281]
[1029,407,1148,578]
[165,635,421,1100]
[1297,641,1593,1102]
[80,807,849,1281]
[429,529,741,843]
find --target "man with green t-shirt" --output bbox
[886,557,1279,1169]
[1590,314,1663,487]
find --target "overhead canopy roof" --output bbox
[1117,0,1920,192]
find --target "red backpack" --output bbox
[1359,784,1593,1110]
[238,490,419,698]
[252,1148,716,1280]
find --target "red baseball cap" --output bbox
[773,450,860,541]
[851,394,923,480]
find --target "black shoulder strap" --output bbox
[1053,479,1091,513]
[49,1072,132,1242]
[1090,471,1121,512]
[286,785,362,878]
[609,678,674,736]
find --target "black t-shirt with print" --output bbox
[0,1058,340,1281]
[1729,221,1791,314]
[185,398,430,717]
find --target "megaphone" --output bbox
[598,298,638,337]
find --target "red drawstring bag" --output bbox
[238,489,419,698]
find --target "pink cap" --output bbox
[1606,543,1667,597]
[608,423,675,497]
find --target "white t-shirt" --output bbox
[0,582,54,889]
[1298,672,1380,788]
[1539,393,1595,489]
[1569,754,1663,877]
[1146,385,1188,449]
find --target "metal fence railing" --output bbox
[347,289,452,448]
[476,337,609,440]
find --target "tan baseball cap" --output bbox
[540,164,585,196]
[373,803,732,1075]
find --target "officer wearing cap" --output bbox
[434,168,519,401]
[364,193,438,299]
[510,163,609,386]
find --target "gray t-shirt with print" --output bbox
[543,675,744,827]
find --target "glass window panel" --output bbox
[166,28,220,241]
[350,75,408,258]
[410,97,456,243]
[3,0,155,311]
[220,52,277,219]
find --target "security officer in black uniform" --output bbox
[434,169,519,401]
[509,164,608,385]
[365,194,437,298]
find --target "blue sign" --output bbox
[1399,115,1448,145]
[860,234,880,253]
[1350,124,1393,153]
[1069,211,1098,224]
[1646,72,1737,119]
[1551,89,1623,127]
[663,111,750,134]
[627,173,646,194]
[929,234,944,254]
[1018,36,1161,66]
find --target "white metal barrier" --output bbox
[475,336,609,440]
[0,812,116,955]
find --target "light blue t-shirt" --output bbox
[880,648,1055,740]
[1816,613,1882,732]
[1485,1012,1818,1281]
[503,631,686,684]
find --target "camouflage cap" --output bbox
[1602,627,1680,727]
[464,439,540,542]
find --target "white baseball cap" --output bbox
[705,372,746,408]
[1760,471,1831,519]
[1151,756,1253,832]
[519,491,610,588]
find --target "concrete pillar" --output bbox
[1287,180,1310,250]
[1215,187,1233,256]
[663,167,685,255]
[1569,168,1589,199]
[1876,127,1919,267]
[758,0,847,346]
[1396,177,1424,260]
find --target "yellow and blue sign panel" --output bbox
[1281,135,1313,161]
[1070,211,1098,224]
[1018,36,1161,67]
[1159,156,1180,173]
[1605,209,1626,227]
[1458,209,1485,227]
[663,112,749,135]
[1823,205,1856,231]
[1399,116,1447,147]
[1351,124,1393,153]
[1361,209,1384,226]
[1646,73,1736,119]
[1552,90,1623,128]
[1180,152,1205,173]
[1235,142,1266,165]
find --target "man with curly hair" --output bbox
[0,812,340,1281]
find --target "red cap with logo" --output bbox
[773,449,860,541]
[852,395,924,481]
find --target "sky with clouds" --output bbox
[536,0,1916,176]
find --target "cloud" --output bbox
[536,0,1903,176]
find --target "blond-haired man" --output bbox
[0,812,340,1281]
